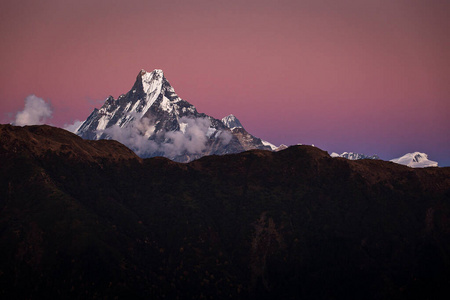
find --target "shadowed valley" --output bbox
[1,124,449,299]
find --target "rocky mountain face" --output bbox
[221,114,243,129]
[1,124,450,299]
[220,114,275,152]
[76,69,271,162]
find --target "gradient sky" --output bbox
[1,0,449,165]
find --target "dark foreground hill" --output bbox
[1,124,449,299]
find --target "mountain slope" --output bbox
[1,124,450,299]
[0,124,140,164]
[77,69,270,162]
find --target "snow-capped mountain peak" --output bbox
[221,114,243,130]
[390,152,438,168]
[76,69,273,162]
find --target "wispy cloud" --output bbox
[103,118,160,157]
[63,120,84,133]
[14,95,52,126]
[162,117,211,157]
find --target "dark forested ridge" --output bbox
[1,124,449,299]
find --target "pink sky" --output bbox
[1,0,449,165]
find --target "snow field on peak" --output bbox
[160,96,173,113]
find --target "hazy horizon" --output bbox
[1,0,449,165]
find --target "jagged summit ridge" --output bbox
[76,69,272,162]
[330,152,380,160]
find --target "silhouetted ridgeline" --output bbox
[1,124,449,299]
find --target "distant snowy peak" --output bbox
[261,140,277,151]
[221,114,243,130]
[221,115,276,151]
[390,152,438,168]
[331,152,380,160]
[274,144,288,152]
[331,151,438,168]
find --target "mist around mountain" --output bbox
[1,124,450,299]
